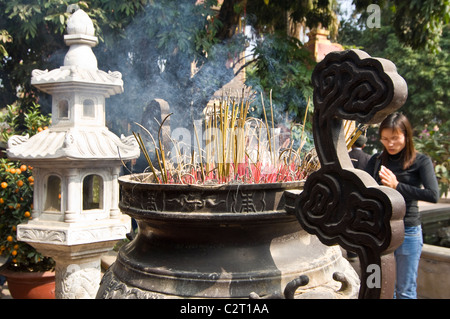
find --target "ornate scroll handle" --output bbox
[294,49,408,299]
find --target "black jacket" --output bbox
[349,147,371,169]
[365,151,440,227]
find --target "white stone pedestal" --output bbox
[17,215,129,298]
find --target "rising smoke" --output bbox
[98,1,239,135]
[91,1,313,172]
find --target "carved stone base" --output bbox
[17,215,130,299]
[55,257,102,299]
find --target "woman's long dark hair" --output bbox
[379,112,416,170]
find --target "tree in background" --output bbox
[349,0,449,53]
[0,0,327,133]
[95,0,339,133]
[0,0,148,128]
[338,2,449,196]
[0,0,448,133]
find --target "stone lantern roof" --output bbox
[7,9,139,162]
[7,128,138,161]
[30,67,123,98]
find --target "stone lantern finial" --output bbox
[63,9,98,69]
[66,8,95,36]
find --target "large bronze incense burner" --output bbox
[97,178,359,298]
[97,49,408,299]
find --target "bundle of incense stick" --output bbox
[130,91,363,185]
[131,90,315,184]
[344,120,368,150]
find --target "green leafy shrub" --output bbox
[0,102,54,272]
[414,125,450,198]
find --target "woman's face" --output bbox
[380,128,406,155]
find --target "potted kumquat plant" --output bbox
[0,102,55,299]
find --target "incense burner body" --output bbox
[97,174,359,298]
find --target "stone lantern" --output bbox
[7,9,139,298]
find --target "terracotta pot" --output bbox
[2,269,55,299]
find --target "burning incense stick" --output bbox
[131,90,342,185]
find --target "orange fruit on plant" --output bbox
[6,235,13,242]
[0,198,4,204]
[24,211,30,218]
[16,180,24,187]
[9,168,16,174]
[11,250,17,256]
[20,165,27,172]
[1,182,7,189]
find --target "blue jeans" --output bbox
[394,225,423,299]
